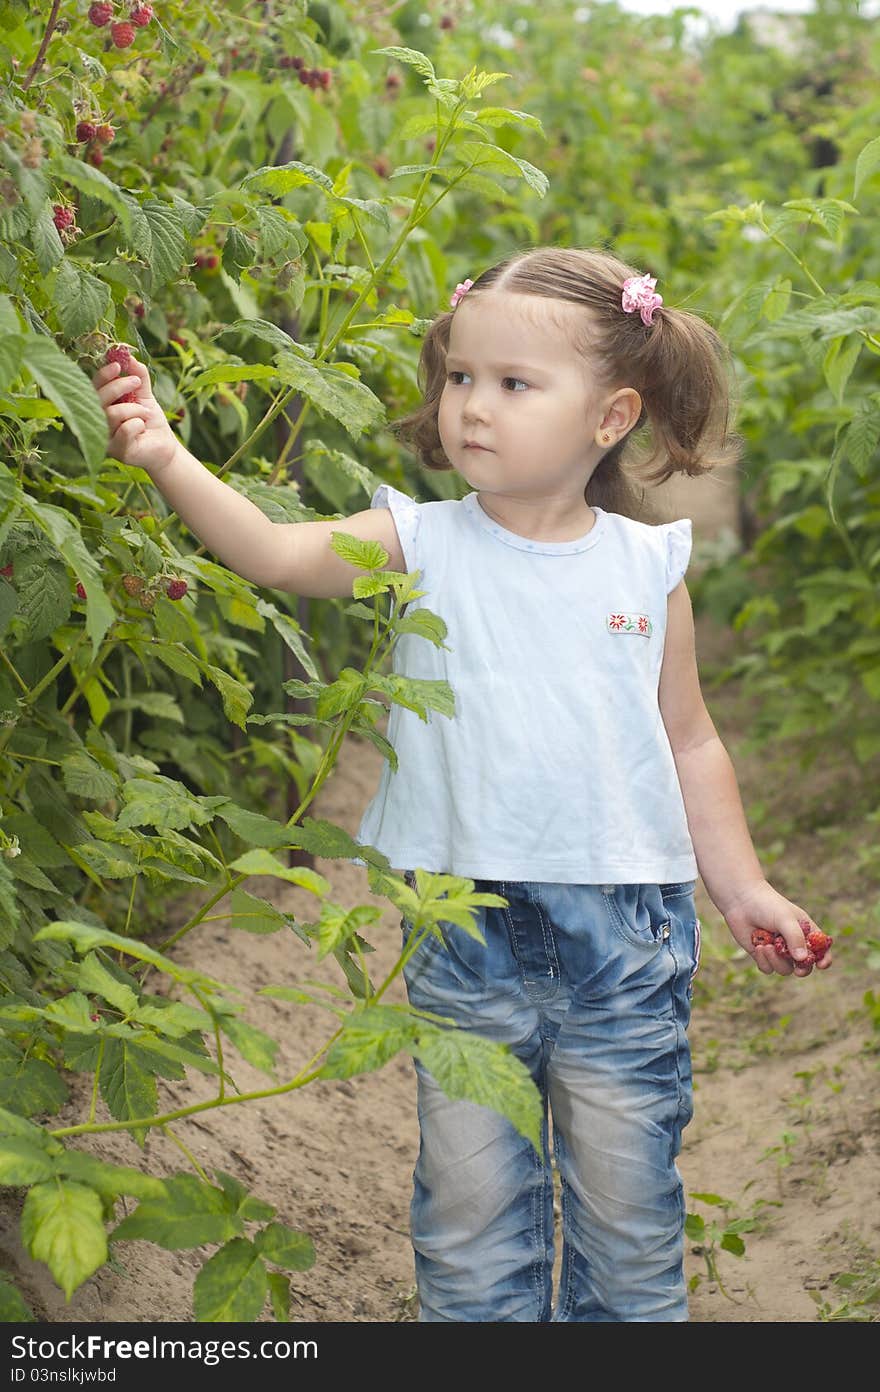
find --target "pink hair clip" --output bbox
[450,278,474,308]
[621,273,663,326]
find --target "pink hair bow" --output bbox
[450,278,474,308]
[621,273,663,326]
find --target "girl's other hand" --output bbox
[722,880,833,977]
[92,355,180,477]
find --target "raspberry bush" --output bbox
[0,0,877,1323]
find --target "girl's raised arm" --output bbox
[93,354,406,598]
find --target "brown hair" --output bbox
[390,246,742,521]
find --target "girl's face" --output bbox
[437,290,608,502]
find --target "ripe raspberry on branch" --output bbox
[110,21,136,48]
[52,204,75,232]
[75,121,98,142]
[88,2,113,25]
[130,3,153,24]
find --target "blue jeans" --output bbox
[400,876,701,1322]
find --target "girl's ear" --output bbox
[596,387,642,441]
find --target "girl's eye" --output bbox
[502,377,529,392]
[445,371,529,391]
[446,371,467,384]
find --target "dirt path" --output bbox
[2,473,878,1324]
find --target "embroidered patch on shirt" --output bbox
[607,612,653,636]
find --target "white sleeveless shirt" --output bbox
[355,483,698,884]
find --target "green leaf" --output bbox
[720,1232,746,1257]
[58,1151,166,1202]
[854,134,880,198]
[140,199,190,286]
[213,801,291,850]
[61,750,118,801]
[75,954,139,1016]
[274,352,386,441]
[12,557,70,643]
[315,902,381,960]
[21,1180,107,1300]
[823,336,862,405]
[267,1271,290,1322]
[116,776,217,833]
[329,530,389,571]
[241,160,334,196]
[254,598,319,681]
[255,1222,316,1272]
[321,1004,418,1079]
[414,1025,542,1150]
[228,887,288,935]
[373,46,436,81]
[112,1174,242,1250]
[0,1138,57,1185]
[217,1014,279,1077]
[99,1039,158,1139]
[193,1238,269,1323]
[841,399,880,477]
[49,154,136,240]
[227,848,330,897]
[315,667,368,719]
[20,338,108,472]
[202,662,253,730]
[287,817,390,866]
[52,259,111,339]
[0,1056,68,1118]
[0,1276,34,1322]
[372,673,456,721]
[393,609,449,646]
[684,1213,705,1241]
[762,278,791,323]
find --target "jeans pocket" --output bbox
[601,883,670,950]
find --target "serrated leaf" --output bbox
[0,1057,68,1118]
[329,530,389,571]
[315,667,368,720]
[202,662,253,730]
[50,154,135,239]
[414,1025,542,1150]
[35,921,224,990]
[193,1238,269,1322]
[392,609,449,646]
[12,557,70,643]
[20,338,108,472]
[140,199,189,286]
[854,135,880,198]
[0,1277,34,1322]
[321,1004,418,1079]
[288,817,389,866]
[215,318,306,356]
[218,1013,278,1076]
[274,352,385,441]
[256,1222,315,1272]
[315,902,381,961]
[57,1150,167,1202]
[255,599,318,681]
[823,336,862,405]
[227,848,330,897]
[116,776,216,833]
[372,673,455,721]
[267,1271,290,1322]
[61,750,118,801]
[762,278,791,322]
[0,1138,57,1185]
[373,46,436,81]
[112,1174,242,1249]
[76,954,138,1016]
[228,887,288,935]
[21,1180,107,1300]
[99,1039,157,1139]
[53,259,111,339]
[213,801,291,850]
[241,160,334,196]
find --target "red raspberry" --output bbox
[297,68,310,85]
[110,21,136,47]
[292,56,304,69]
[122,573,145,595]
[76,581,87,600]
[132,300,145,318]
[319,69,331,89]
[806,928,833,959]
[164,578,188,601]
[105,344,132,372]
[89,148,104,166]
[750,928,774,948]
[52,204,75,232]
[130,3,153,24]
[1,564,13,578]
[95,123,115,145]
[772,933,790,958]
[76,121,98,142]
[88,2,113,25]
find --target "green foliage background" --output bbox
[0,0,877,1320]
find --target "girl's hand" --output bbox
[722,880,833,977]
[92,355,180,477]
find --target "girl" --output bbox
[92,246,831,1323]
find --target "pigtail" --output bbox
[629,306,743,487]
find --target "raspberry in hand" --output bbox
[92,353,180,476]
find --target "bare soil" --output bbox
[2,473,878,1324]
